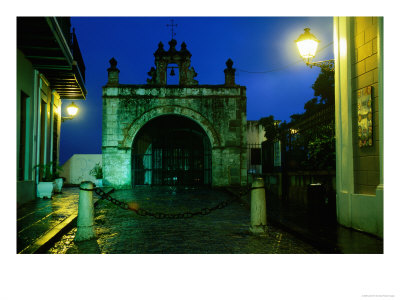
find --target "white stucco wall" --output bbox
[247,121,266,145]
[60,154,102,184]
[247,121,266,175]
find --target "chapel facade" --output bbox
[102,39,247,188]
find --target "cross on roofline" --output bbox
[166,19,177,40]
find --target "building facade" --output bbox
[102,39,247,188]
[334,17,383,237]
[17,17,86,205]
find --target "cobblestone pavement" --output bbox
[17,188,81,253]
[48,187,320,254]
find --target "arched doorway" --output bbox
[131,115,212,186]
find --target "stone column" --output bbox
[249,178,267,234]
[75,181,96,241]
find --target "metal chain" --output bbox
[94,187,129,210]
[93,187,235,219]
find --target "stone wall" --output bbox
[102,85,247,188]
[351,17,381,195]
[60,154,102,184]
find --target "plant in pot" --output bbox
[35,162,54,199]
[90,163,103,187]
[52,162,64,193]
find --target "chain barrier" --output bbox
[93,187,236,219]
[94,187,129,210]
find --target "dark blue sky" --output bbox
[60,17,333,164]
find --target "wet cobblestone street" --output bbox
[17,188,80,253]
[48,187,319,254]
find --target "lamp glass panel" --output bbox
[67,105,78,116]
[296,39,319,59]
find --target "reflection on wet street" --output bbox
[17,188,80,254]
[48,187,320,254]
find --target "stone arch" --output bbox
[121,105,221,150]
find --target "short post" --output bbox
[249,178,267,234]
[75,181,96,242]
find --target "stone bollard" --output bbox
[249,178,267,234]
[75,181,96,242]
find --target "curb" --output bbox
[19,197,100,254]
[19,214,78,254]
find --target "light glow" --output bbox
[296,39,319,59]
[295,28,320,63]
[66,102,79,117]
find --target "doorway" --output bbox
[132,115,211,186]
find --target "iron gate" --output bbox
[132,115,212,187]
[133,144,211,186]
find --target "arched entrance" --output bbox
[131,115,212,186]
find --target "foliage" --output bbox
[289,67,335,122]
[259,67,336,171]
[302,121,336,170]
[35,161,63,181]
[89,163,103,179]
[312,67,335,105]
[258,115,287,144]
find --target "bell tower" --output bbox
[147,39,198,86]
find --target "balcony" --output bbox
[17,17,87,100]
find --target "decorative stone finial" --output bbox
[180,42,191,57]
[147,67,157,84]
[224,58,236,86]
[226,58,234,69]
[107,57,120,85]
[186,66,198,85]
[168,39,177,52]
[109,57,118,69]
[154,42,165,57]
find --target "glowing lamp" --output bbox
[66,102,79,117]
[295,28,320,64]
[295,28,334,71]
[62,102,79,122]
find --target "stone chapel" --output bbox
[102,39,247,188]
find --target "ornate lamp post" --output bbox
[62,102,79,122]
[295,28,335,71]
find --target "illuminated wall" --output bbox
[351,17,381,195]
[17,50,63,205]
[334,17,383,238]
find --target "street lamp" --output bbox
[62,102,79,122]
[295,28,335,71]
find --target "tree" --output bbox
[259,67,336,171]
[293,68,335,121]
[293,67,335,170]
[312,67,335,106]
[258,115,280,143]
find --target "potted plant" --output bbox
[90,163,103,187]
[35,162,54,199]
[52,162,64,193]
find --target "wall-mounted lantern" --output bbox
[62,102,79,122]
[295,28,335,71]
